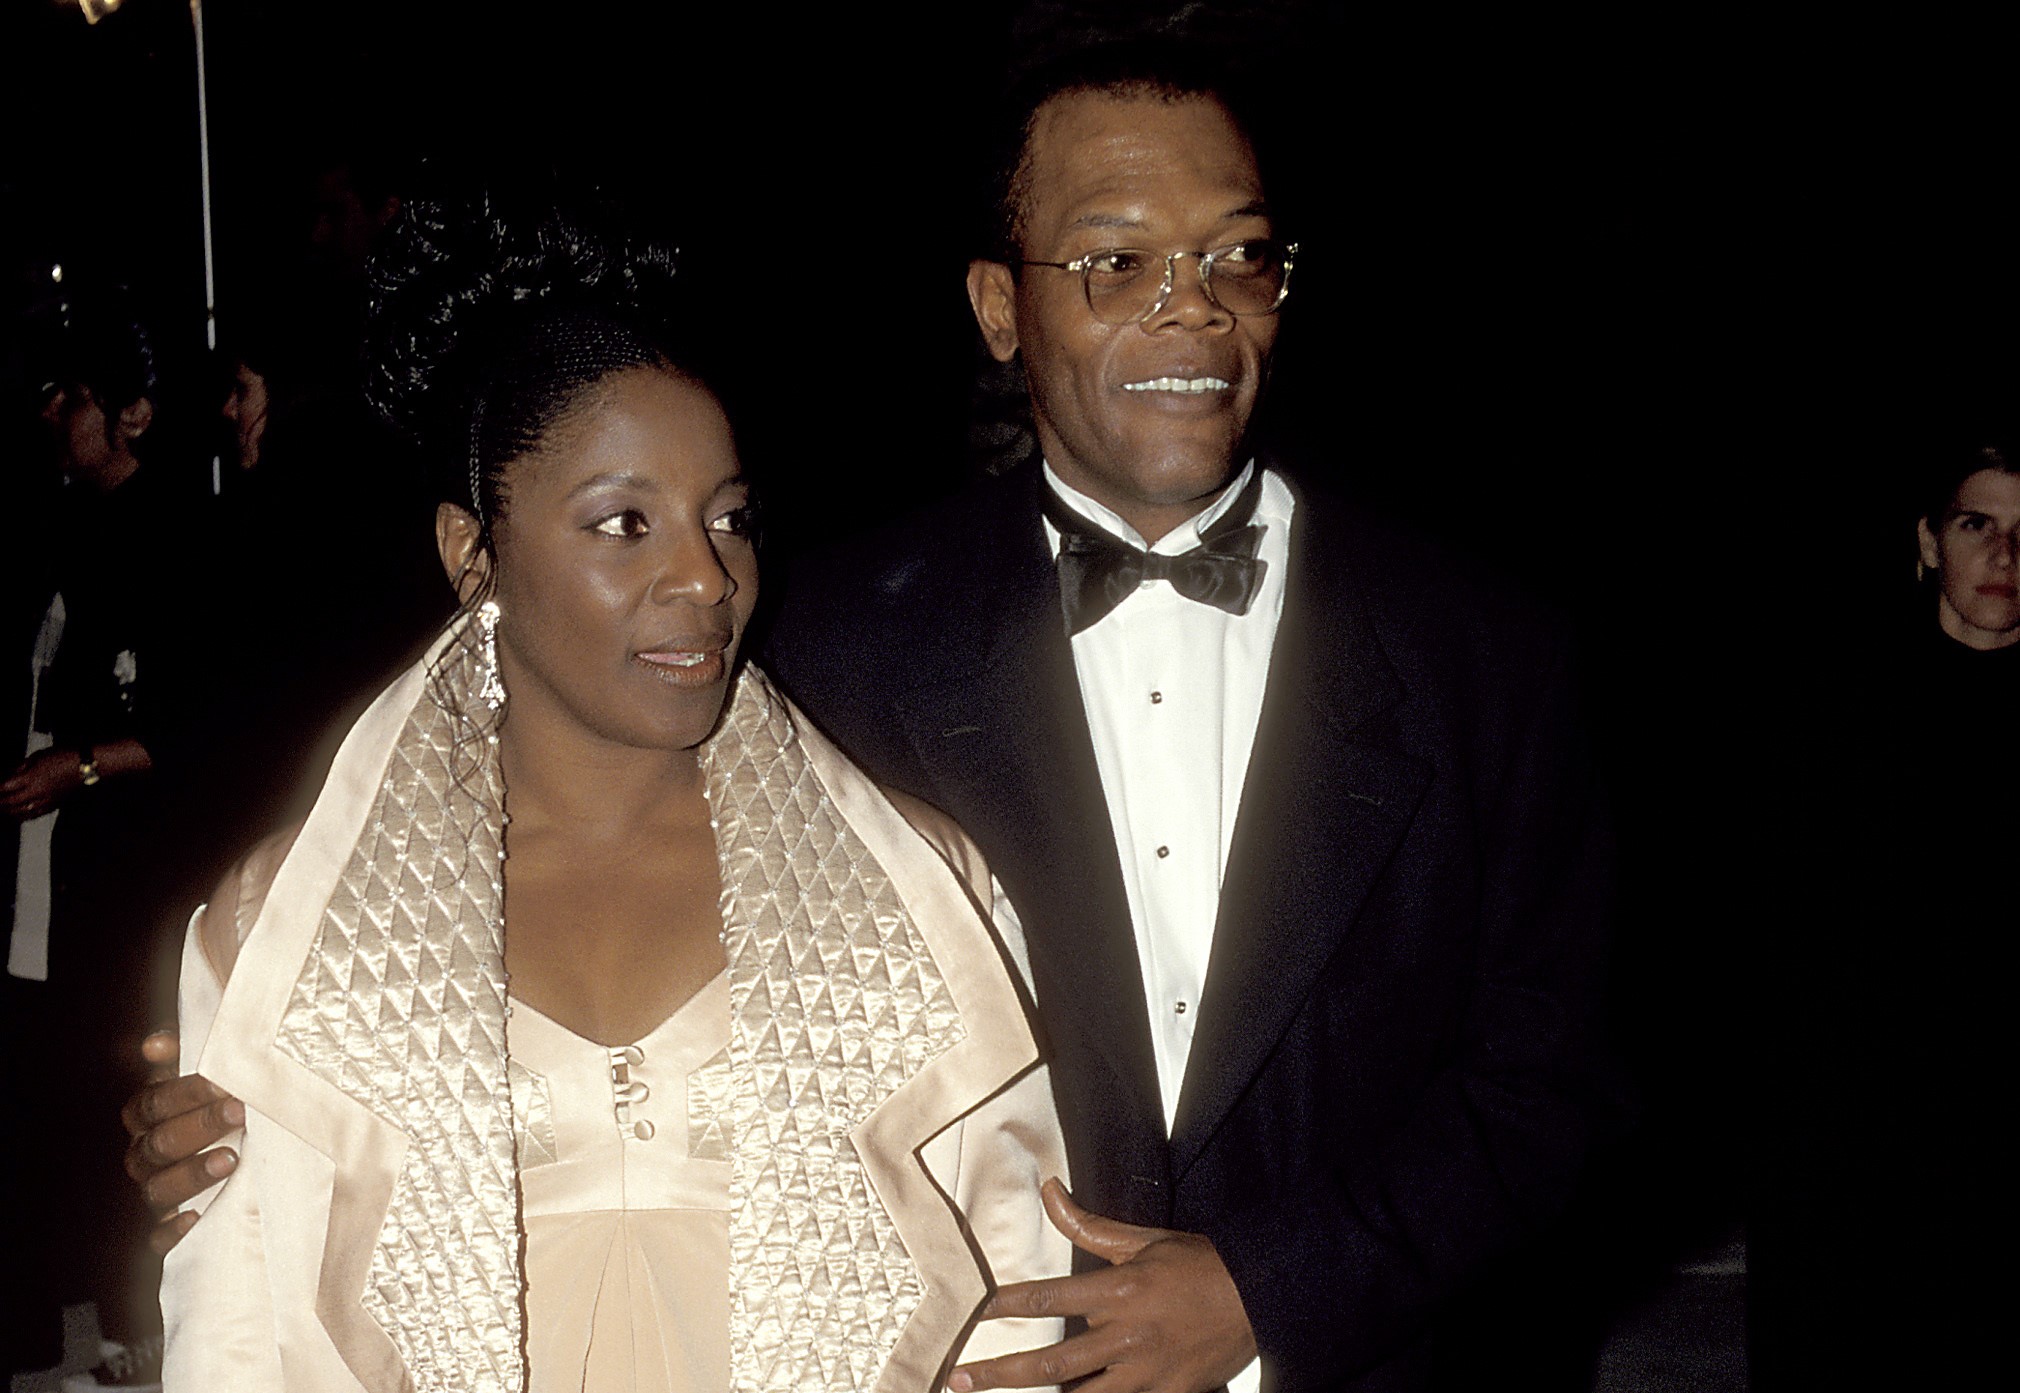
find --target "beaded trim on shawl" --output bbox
[703,668,968,1392]
[273,624,522,1393]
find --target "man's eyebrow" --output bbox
[1067,212,1143,232]
[1066,201,1272,235]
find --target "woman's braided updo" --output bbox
[364,176,685,587]
[362,174,690,769]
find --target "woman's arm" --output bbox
[158,897,285,1389]
[122,829,297,1245]
[121,1032,242,1252]
[927,889,1070,1388]
[935,1061,1071,1387]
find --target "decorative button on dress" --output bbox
[509,974,732,1393]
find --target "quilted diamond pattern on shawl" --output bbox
[704,671,968,1391]
[688,1044,731,1162]
[509,1057,558,1170]
[277,649,524,1393]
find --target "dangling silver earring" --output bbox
[477,599,506,711]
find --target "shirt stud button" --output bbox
[1175,1000,1188,1015]
[632,1120,655,1141]
[1156,845,1170,859]
[1150,691,1163,704]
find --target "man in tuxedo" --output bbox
[124,47,1610,1393]
[759,51,1614,1393]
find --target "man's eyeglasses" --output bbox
[1015,239,1298,326]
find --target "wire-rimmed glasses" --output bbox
[1016,239,1298,326]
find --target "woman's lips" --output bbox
[635,646,728,688]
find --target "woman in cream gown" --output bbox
[158,188,1067,1393]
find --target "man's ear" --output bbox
[1917,517,1943,573]
[966,260,1022,364]
[116,396,153,443]
[436,503,491,604]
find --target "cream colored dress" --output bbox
[160,636,1069,1393]
[511,980,732,1393]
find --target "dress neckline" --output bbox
[508,968,729,1052]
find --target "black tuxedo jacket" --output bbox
[762,463,1612,1391]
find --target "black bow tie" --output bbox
[1043,471,1269,635]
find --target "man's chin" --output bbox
[1130,444,1251,509]
[1056,452,1243,542]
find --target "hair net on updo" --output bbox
[363,176,683,529]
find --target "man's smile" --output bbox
[1121,375,1233,394]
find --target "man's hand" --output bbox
[949,1178,1256,1393]
[121,1029,244,1254]
[0,749,84,821]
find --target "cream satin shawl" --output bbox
[163,625,1064,1391]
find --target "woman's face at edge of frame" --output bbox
[1919,467,2020,651]
[467,365,760,753]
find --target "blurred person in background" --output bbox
[3,288,212,1383]
[187,306,446,898]
[1758,440,2017,1388]
[218,345,270,475]
[1916,445,2020,657]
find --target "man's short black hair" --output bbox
[976,37,1268,263]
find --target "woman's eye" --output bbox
[591,510,649,538]
[709,505,755,538]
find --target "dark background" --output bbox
[10,4,2017,586]
[5,0,2016,1381]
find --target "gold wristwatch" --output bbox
[77,748,101,786]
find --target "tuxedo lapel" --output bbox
[1170,495,1432,1176]
[888,469,1170,1220]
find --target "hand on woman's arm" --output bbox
[127,829,295,1250]
[120,1029,244,1254]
